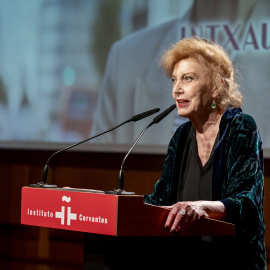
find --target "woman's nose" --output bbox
[173,85,184,95]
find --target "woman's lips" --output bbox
[177,99,190,107]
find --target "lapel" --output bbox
[212,107,242,200]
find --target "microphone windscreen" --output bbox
[152,104,176,124]
[131,108,160,122]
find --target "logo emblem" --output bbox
[55,196,77,225]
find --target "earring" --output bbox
[211,100,216,109]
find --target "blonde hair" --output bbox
[160,36,243,109]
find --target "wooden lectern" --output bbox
[21,187,235,269]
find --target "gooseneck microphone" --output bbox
[108,104,176,195]
[29,108,160,188]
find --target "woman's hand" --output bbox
[163,201,226,233]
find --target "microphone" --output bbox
[107,104,176,195]
[29,107,160,188]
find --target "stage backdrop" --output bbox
[0,0,269,156]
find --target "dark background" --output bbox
[0,149,269,269]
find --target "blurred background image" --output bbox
[0,0,269,155]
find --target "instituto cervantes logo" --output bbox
[27,194,108,226]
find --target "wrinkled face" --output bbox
[172,57,214,120]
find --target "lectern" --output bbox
[21,187,235,269]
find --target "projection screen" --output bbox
[0,0,269,156]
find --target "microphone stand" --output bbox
[29,121,130,188]
[106,104,176,195]
[29,108,160,188]
[106,123,153,195]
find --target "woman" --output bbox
[144,37,266,269]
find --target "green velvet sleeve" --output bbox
[220,114,265,267]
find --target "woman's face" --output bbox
[172,57,215,120]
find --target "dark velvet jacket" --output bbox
[144,108,266,269]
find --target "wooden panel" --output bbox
[0,224,83,270]
[0,149,269,268]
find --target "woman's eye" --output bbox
[183,76,193,82]
[171,77,176,83]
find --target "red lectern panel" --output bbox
[21,187,117,235]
